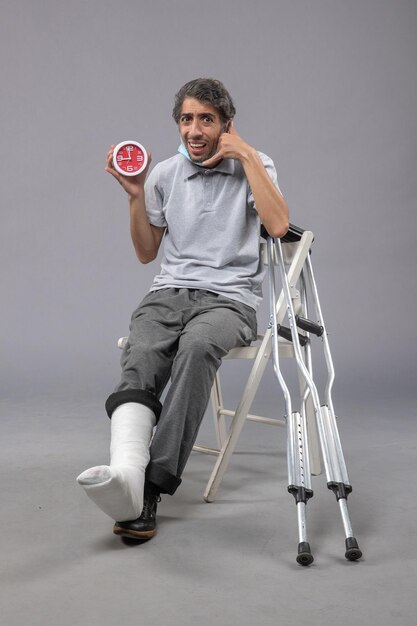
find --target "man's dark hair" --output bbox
[172,78,236,125]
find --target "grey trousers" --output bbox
[106,288,257,494]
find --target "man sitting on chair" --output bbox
[77,77,289,541]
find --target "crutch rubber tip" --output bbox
[296,542,314,566]
[345,537,362,561]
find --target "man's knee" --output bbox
[178,330,225,362]
[121,336,163,368]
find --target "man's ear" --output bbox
[224,120,232,133]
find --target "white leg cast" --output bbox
[77,403,156,521]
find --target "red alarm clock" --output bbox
[112,141,148,176]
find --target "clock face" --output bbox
[113,141,148,176]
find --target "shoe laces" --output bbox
[142,489,161,517]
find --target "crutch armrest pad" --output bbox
[261,223,307,243]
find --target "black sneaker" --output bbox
[113,484,161,541]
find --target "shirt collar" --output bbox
[180,152,235,179]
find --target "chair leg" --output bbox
[210,372,227,449]
[203,337,272,502]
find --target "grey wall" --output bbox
[1,0,416,404]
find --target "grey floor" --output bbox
[1,392,416,626]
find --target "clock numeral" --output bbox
[116,155,123,161]
[136,154,144,161]
[126,165,135,172]
[126,145,134,152]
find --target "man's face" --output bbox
[178,97,225,164]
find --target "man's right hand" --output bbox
[105,144,152,197]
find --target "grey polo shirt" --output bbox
[144,151,281,311]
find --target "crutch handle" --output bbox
[277,324,309,347]
[295,315,324,337]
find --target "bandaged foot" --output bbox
[77,402,156,521]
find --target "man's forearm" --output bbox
[129,192,163,263]
[241,149,289,238]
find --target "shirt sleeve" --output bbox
[247,151,283,208]
[144,164,168,228]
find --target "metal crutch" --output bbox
[274,235,362,563]
[267,236,314,566]
[302,252,362,561]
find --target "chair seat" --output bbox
[225,335,295,360]
[117,334,295,360]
